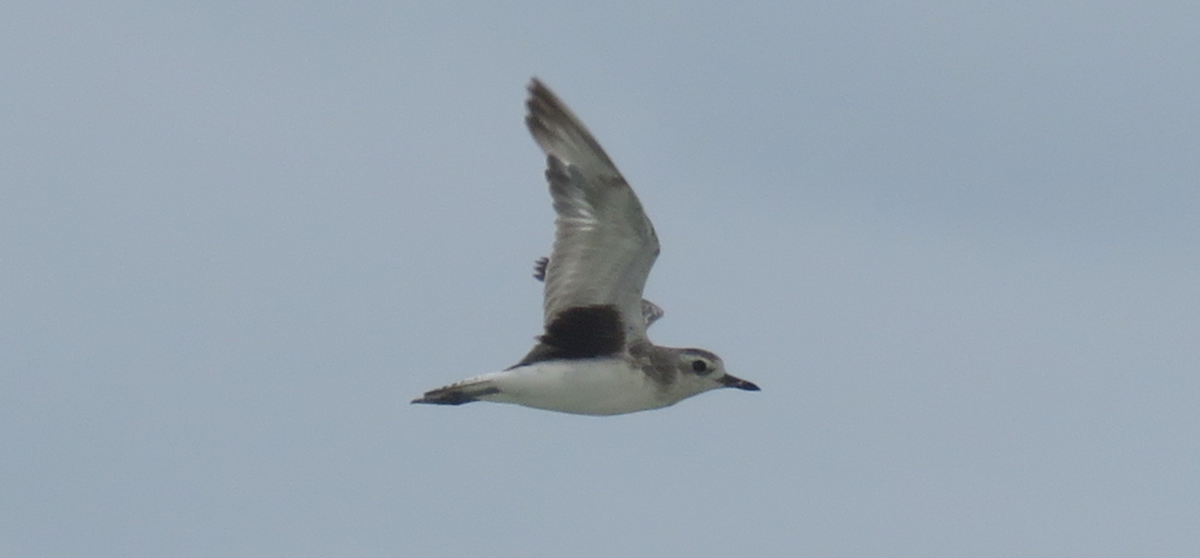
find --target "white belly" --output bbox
[476,358,669,416]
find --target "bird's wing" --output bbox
[534,256,664,330]
[524,79,659,346]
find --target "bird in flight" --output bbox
[412,79,759,415]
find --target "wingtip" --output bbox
[522,78,619,173]
[525,77,552,107]
[525,78,563,123]
[528,77,559,100]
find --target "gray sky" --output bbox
[3,1,1198,556]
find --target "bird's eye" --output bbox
[691,360,709,373]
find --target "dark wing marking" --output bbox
[512,304,624,367]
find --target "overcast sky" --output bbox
[3,1,1198,557]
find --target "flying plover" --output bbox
[412,79,758,415]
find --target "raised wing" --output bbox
[534,256,664,329]
[525,79,660,345]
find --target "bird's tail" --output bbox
[411,376,501,406]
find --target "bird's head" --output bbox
[673,348,760,397]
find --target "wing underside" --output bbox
[524,79,660,347]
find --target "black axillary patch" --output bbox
[539,304,624,358]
